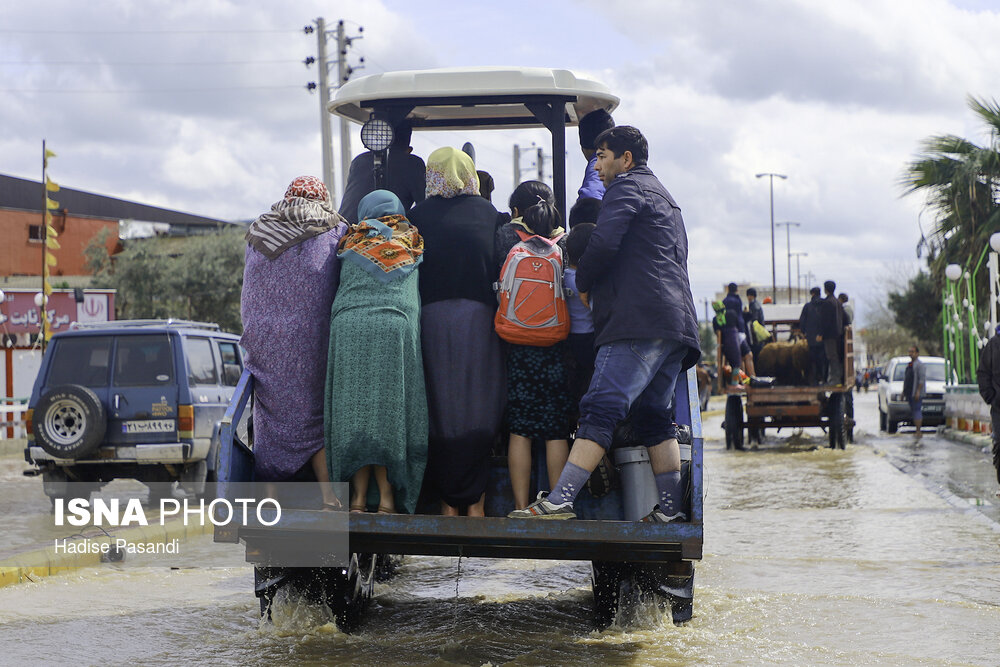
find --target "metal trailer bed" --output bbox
[215,366,704,630]
[718,318,855,450]
[212,67,703,630]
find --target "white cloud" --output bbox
[3,0,998,326]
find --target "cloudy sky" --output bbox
[3,0,1000,325]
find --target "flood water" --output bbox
[0,391,997,666]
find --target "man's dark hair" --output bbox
[569,197,601,227]
[567,223,596,266]
[477,170,495,202]
[746,287,757,298]
[823,280,836,294]
[509,180,553,216]
[810,286,821,297]
[911,344,920,354]
[392,120,413,149]
[594,126,648,166]
[838,292,848,303]
[728,282,738,294]
[579,109,615,150]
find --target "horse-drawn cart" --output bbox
[718,311,854,450]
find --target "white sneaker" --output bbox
[507,491,576,519]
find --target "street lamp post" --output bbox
[756,172,788,303]
[790,251,808,300]
[776,221,800,303]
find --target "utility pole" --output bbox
[336,20,363,193]
[311,18,334,196]
[776,221,800,303]
[791,251,807,301]
[513,144,521,185]
[307,18,363,201]
[756,172,788,303]
[537,146,545,181]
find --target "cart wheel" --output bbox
[725,395,744,451]
[828,393,846,449]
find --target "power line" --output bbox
[0,28,303,34]
[2,85,306,94]
[0,59,303,66]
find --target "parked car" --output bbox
[877,355,950,433]
[24,320,242,505]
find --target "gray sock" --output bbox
[655,471,683,515]
[547,462,591,505]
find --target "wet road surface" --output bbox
[0,391,997,665]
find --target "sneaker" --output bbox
[507,492,576,519]
[639,504,687,524]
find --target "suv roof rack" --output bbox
[69,319,221,331]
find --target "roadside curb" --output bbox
[937,426,992,451]
[0,515,213,589]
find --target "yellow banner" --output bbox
[45,196,59,210]
[43,279,51,295]
[45,177,59,192]
[46,237,60,250]
[44,211,52,224]
[46,253,57,266]
[45,149,56,159]
[43,265,49,279]
[46,225,57,237]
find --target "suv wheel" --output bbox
[34,385,107,459]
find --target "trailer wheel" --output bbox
[592,561,626,629]
[725,395,744,451]
[254,554,376,632]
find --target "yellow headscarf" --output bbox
[425,147,480,198]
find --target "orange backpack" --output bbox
[494,229,570,346]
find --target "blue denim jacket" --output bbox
[575,165,700,371]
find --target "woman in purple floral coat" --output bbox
[240,176,348,504]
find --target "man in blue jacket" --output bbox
[510,126,700,522]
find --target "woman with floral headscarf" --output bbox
[241,176,348,505]
[407,147,505,516]
[325,190,428,514]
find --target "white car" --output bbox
[877,355,949,433]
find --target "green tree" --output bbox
[886,270,941,355]
[86,227,245,333]
[698,321,717,362]
[902,96,1000,309]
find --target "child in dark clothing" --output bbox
[563,222,597,427]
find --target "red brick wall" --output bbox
[0,210,118,276]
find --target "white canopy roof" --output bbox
[328,67,619,130]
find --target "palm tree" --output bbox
[903,95,1000,309]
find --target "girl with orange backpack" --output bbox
[494,181,573,510]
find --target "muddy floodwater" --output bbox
[0,392,997,666]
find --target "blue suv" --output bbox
[24,320,243,504]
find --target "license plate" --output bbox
[923,405,942,413]
[122,420,176,434]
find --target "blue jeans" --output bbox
[575,338,688,450]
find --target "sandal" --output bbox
[377,505,395,514]
[321,500,343,511]
[349,504,366,513]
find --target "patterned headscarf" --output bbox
[425,147,480,198]
[338,190,423,283]
[246,176,344,259]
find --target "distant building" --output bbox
[0,173,237,280]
